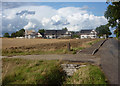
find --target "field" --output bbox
[2,58,107,85]
[2,38,107,85]
[2,38,101,56]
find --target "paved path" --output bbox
[80,40,104,55]
[2,54,100,65]
[96,38,119,84]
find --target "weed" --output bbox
[64,65,107,85]
[2,58,66,85]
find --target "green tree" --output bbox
[38,29,45,34]
[104,1,120,37]
[72,35,79,38]
[38,29,45,37]
[62,27,68,31]
[114,28,120,38]
[11,32,16,38]
[13,29,25,37]
[96,25,112,38]
[4,33,10,38]
[17,29,25,37]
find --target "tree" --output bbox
[72,34,79,38]
[104,2,120,37]
[17,29,25,37]
[114,28,120,38]
[38,29,45,37]
[4,33,10,38]
[96,25,112,38]
[11,32,16,38]
[38,29,45,34]
[12,29,25,37]
[62,27,68,31]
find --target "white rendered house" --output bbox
[25,30,36,39]
[80,29,97,39]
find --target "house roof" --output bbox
[44,29,68,35]
[80,29,93,35]
[25,30,36,35]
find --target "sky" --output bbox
[0,2,116,36]
[2,0,107,2]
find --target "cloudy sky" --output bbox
[1,2,113,36]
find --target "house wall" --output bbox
[38,34,42,38]
[81,34,97,39]
[46,34,71,39]
[80,30,97,39]
[25,35,36,39]
[46,35,55,39]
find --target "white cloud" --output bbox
[51,15,61,22]
[24,22,36,30]
[2,5,108,34]
[3,0,106,2]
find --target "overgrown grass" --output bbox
[71,47,85,54]
[2,47,86,56]
[118,38,120,40]
[2,39,102,56]
[64,65,107,85]
[2,58,107,85]
[2,49,74,56]
[2,58,66,85]
[87,39,102,46]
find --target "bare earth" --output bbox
[2,38,95,49]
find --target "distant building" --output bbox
[25,30,37,39]
[44,29,72,39]
[37,33,43,38]
[24,29,72,39]
[80,29,97,39]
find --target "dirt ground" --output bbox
[2,38,100,56]
[2,38,96,50]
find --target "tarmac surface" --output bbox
[96,38,119,84]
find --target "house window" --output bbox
[48,36,49,38]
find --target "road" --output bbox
[96,38,119,84]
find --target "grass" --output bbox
[71,47,85,54]
[2,38,102,56]
[64,65,107,85]
[118,38,120,40]
[114,37,120,41]
[2,58,107,85]
[2,39,102,56]
[2,58,66,85]
[2,49,74,56]
[87,39,102,46]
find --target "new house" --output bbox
[80,29,97,39]
[44,29,72,39]
[25,30,37,39]
[24,29,72,39]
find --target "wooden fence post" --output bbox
[67,42,71,51]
